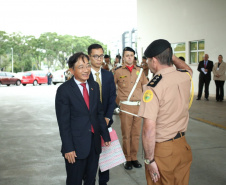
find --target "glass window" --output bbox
[0,72,6,76]
[171,42,186,60]
[190,40,205,64]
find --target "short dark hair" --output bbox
[142,56,147,59]
[179,56,185,61]
[104,55,110,58]
[88,44,104,55]
[155,48,173,66]
[134,57,137,60]
[219,55,223,58]
[68,52,89,69]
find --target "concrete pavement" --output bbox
[0,84,225,185]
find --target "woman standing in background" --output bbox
[213,55,226,101]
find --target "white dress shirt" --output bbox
[91,68,102,84]
[73,77,89,95]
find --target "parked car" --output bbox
[21,71,47,86]
[0,71,21,86]
[52,70,66,85]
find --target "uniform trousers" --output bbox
[64,134,99,185]
[145,136,192,185]
[119,104,142,161]
[215,80,225,101]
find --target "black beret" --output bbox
[123,47,135,54]
[104,55,110,58]
[144,39,171,58]
[116,54,121,59]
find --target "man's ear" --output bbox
[69,68,74,75]
[152,57,158,66]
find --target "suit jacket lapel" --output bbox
[69,78,89,111]
[88,79,95,112]
[101,69,106,90]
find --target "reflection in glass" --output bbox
[190,52,197,63]
[198,41,205,50]
[198,52,205,61]
[190,42,197,50]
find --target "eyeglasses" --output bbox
[77,64,92,70]
[91,55,104,60]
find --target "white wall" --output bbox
[137,0,226,98]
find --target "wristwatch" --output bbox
[144,158,155,165]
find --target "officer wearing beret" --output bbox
[114,47,148,170]
[138,39,193,185]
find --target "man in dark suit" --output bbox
[197,54,213,101]
[55,52,111,185]
[88,44,116,185]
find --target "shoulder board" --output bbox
[177,69,188,72]
[115,66,122,71]
[147,74,162,87]
[136,65,141,68]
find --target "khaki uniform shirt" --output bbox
[138,67,192,142]
[114,65,148,102]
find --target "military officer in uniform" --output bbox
[138,39,193,185]
[114,47,148,170]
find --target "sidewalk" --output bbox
[189,96,226,129]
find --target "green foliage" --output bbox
[0,31,107,72]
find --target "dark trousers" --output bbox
[99,169,109,185]
[198,77,211,99]
[48,78,52,85]
[64,135,99,185]
[215,80,225,101]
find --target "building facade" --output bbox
[137,0,226,97]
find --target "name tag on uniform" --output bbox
[120,75,127,78]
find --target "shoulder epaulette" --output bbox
[115,66,122,71]
[147,74,162,87]
[177,69,188,72]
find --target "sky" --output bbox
[0,0,137,44]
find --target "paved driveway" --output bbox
[0,84,225,185]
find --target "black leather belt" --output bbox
[167,132,185,142]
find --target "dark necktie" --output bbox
[204,61,207,68]
[80,83,94,133]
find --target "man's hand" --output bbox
[104,142,111,147]
[105,117,110,126]
[205,69,208,72]
[65,151,77,164]
[146,161,160,183]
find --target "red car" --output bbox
[21,71,47,86]
[0,71,21,86]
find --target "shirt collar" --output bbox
[73,77,87,85]
[91,67,101,75]
[122,64,138,69]
[155,66,176,76]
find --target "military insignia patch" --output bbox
[147,74,162,87]
[120,75,127,78]
[143,90,153,103]
[136,71,140,75]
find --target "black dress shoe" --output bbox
[196,98,201,100]
[124,161,133,170]
[131,160,142,168]
[205,98,209,101]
